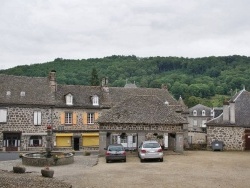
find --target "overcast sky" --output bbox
[1,0,250,69]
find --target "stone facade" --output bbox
[100,123,182,132]
[207,126,245,150]
[0,106,51,151]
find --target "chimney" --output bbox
[101,77,108,87]
[48,70,57,92]
[223,101,229,122]
[229,102,235,124]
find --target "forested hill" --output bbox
[1,55,250,107]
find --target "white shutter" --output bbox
[0,109,7,122]
[34,111,38,125]
[37,111,42,125]
[164,135,168,149]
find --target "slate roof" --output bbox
[109,87,180,107]
[98,95,187,125]
[55,85,103,108]
[0,74,55,105]
[207,90,250,127]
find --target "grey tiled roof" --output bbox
[207,90,250,127]
[109,87,180,106]
[98,95,187,124]
[0,74,55,105]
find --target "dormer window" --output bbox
[66,94,73,105]
[211,110,214,117]
[20,91,25,97]
[6,91,11,96]
[193,110,197,116]
[202,110,206,116]
[92,95,99,106]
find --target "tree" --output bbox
[90,68,99,86]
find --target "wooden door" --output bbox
[245,134,250,150]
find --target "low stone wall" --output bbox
[22,152,74,167]
[188,132,206,144]
[207,126,245,150]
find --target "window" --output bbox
[0,109,7,123]
[29,136,42,147]
[65,112,73,124]
[66,94,73,105]
[20,91,25,96]
[87,113,94,124]
[201,120,207,127]
[34,111,41,125]
[193,110,197,116]
[202,110,206,116]
[92,95,99,106]
[193,120,197,126]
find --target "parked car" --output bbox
[105,144,126,163]
[138,140,164,162]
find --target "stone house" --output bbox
[187,104,214,145]
[206,89,250,150]
[0,74,55,151]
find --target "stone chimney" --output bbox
[223,101,229,122]
[101,77,108,87]
[48,70,57,92]
[229,102,235,124]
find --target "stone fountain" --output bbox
[22,126,74,167]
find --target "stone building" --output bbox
[0,71,187,152]
[206,89,250,150]
[98,94,187,155]
[0,74,55,151]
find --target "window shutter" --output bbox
[83,112,87,125]
[94,112,99,122]
[73,112,77,125]
[60,112,65,125]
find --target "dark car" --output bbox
[105,144,126,163]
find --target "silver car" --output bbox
[105,144,126,163]
[138,140,164,162]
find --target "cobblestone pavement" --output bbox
[0,155,98,188]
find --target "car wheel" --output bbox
[124,159,126,162]
[160,158,163,162]
[140,158,144,163]
[106,159,109,163]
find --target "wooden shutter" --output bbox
[94,112,99,122]
[60,112,65,125]
[83,112,87,125]
[73,112,77,125]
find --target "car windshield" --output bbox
[108,146,124,151]
[143,143,160,148]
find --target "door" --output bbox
[245,134,250,150]
[74,138,80,151]
[4,133,20,151]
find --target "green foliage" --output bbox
[90,68,99,86]
[0,55,249,107]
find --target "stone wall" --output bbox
[207,126,245,150]
[100,123,182,132]
[0,106,51,151]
